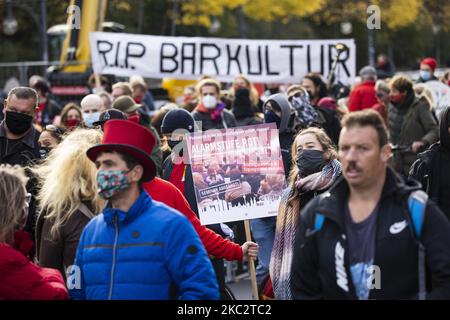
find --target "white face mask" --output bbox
[202,95,217,109]
[83,112,101,128]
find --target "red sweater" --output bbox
[143,177,243,261]
[0,243,68,300]
[348,81,378,112]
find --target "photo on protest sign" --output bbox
[90,32,356,84]
[186,123,286,226]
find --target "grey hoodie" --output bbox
[263,93,295,178]
[264,93,293,134]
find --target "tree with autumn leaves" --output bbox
[0,0,449,69]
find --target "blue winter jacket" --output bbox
[69,191,219,300]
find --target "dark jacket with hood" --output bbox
[232,89,263,127]
[264,94,296,179]
[291,167,450,300]
[311,108,341,146]
[409,107,450,220]
[389,93,439,174]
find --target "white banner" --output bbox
[90,32,356,84]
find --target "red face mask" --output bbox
[134,96,142,104]
[127,114,140,124]
[65,118,81,129]
[183,94,192,104]
[390,93,404,104]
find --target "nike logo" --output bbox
[389,220,408,234]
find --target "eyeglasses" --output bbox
[44,125,63,135]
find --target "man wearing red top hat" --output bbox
[97,110,259,282]
[69,119,218,300]
[417,57,439,83]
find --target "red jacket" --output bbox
[348,81,378,112]
[143,177,243,261]
[0,243,68,300]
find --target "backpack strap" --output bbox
[314,213,325,232]
[407,190,428,239]
[407,189,428,300]
[78,203,95,220]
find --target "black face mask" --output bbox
[5,111,33,135]
[169,139,186,157]
[39,147,51,159]
[264,110,281,128]
[168,139,181,150]
[297,149,326,177]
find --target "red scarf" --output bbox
[195,103,225,122]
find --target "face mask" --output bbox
[39,147,51,159]
[97,170,130,199]
[127,114,140,124]
[65,118,81,129]
[183,95,192,104]
[297,149,325,177]
[264,110,281,128]
[291,95,310,109]
[5,111,33,135]
[390,93,404,104]
[170,139,186,158]
[419,70,431,81]
[306,91,314,100]
[168,139,181,149]
[83,112,101,128]
[203,95,217,109]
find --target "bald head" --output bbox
[80,94,103,114]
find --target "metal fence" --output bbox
[0,61,61,89]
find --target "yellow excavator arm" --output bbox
[60,0,107,73]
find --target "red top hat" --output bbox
[86,120,156,182]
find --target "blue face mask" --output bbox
[83,112,101,128]
[264,110,281,128]
[420,70,431,81]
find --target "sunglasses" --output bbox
[288,91,307,102]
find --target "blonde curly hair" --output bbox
[32,128,104,238]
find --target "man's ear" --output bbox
[130,164,144,183]
[380,144,391,163]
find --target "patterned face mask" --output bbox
[97,170,130,199]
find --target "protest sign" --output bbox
[186,123,286,226]
[424,80,450,119]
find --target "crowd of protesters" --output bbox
[1,55,450,300]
